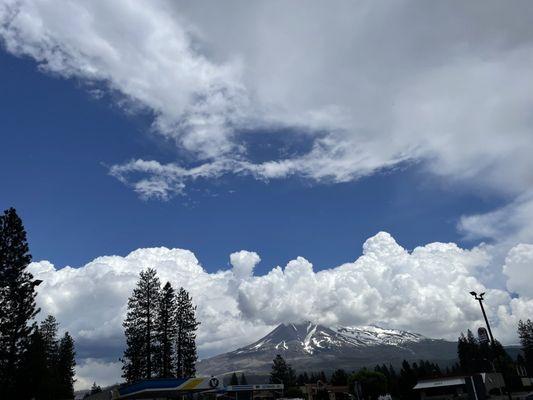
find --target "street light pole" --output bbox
[469,292,495,345]
[469,291,512,400]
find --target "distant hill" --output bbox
[197,322,458,375]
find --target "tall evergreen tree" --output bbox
[288,366,297,387]
[57,332,76,399]
[296,372,310,385]
[270,354,289,384]
[90,382,102,394]
[518,319,533,374]
[175,287,199,378]
[40,315,60,365]
[458,330,499,374]
[155,282,177,378]
[19,326,48,400]
[240,373,248,385]
[230,372,239,385]
[270,354,295,387]
[387,364,399,397]
[0,208,39,397]
[17,316,76,400]
[40,315,60,399]
[350,369,387,400]
[122,268,161,382]
[122,323,145,384]
[330,369,348,385]
[398,360,416,399]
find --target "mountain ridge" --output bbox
[197,322,458,375]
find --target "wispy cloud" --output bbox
[4,1,533,294]
[3,0,533,203]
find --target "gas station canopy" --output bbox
[116,377,221,399]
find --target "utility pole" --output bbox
[469,291,512,400]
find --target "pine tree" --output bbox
[155,282,177,378]
[19,326,48,400]
[458,330,479,373]
[230,372,239,385]
[331,369,348,385]
[40,315,59,365]
[387,364,399,397]
[17,315,76,400]
[518,319,533,374]
[122,268,161,382]
[57,332,76,399]
[458,329,498,373]
[350,369,388,400]
[90,382,102,394]
[398,360,416,399]
[122,323,145,383]
[0,208,39,397]
[175,287,199,378]
[297,372,309,385]
[270,354,295,387]
[240,373,248,385]
[40,315,60,399]
[288,366,297,387]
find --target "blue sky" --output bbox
[0,51,505,273]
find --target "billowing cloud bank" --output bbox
[29,232,533,389]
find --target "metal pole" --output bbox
[471,292,512,400]
[477,298,495,345]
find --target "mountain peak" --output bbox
[197,322,456,376]
[237,322,426,356]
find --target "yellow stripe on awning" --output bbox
[179,378,205,390]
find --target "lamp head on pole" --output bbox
[470,291,485,301]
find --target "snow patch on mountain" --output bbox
[333,325,425,347]
[276,341,288,350]
[303,323,318,353]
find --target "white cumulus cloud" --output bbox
[27,232,533,389]
[230,250,261,280]
[503,243,533,297]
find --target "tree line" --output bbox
[121,268,199,382]
[270,353,444,400]
[229,372,248,385]
[456,322,533,393]
[0,208,76,399]
[267,320,533,399]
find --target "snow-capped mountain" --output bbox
[232,322,425,355]
[197,322,457,375]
